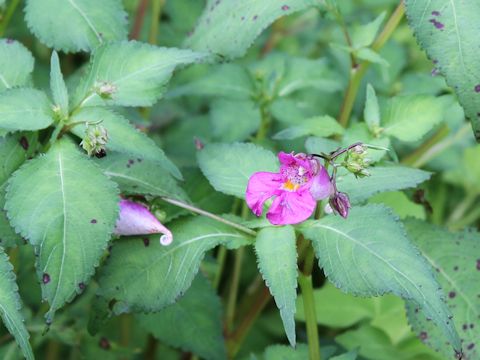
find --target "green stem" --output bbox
[213,246,227,290]
[159,197,256,236]
[130,0,149,40]
[148,0,164,45]
[0,0,21,37]
[447,195,477,226]
[337,1,405,127]
[299,245,321,360]
[402,123,470,168]
[401,124,449,166]
[226,247,245,333]
[227,286,271,358]
[449,203,480,230]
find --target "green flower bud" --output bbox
[81,124,108,157]
[94,81,117,99]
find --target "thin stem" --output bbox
[333,6,357,68]
[226,247,245,332]
[449,203,480,230]
[227,286,271,358]
[401,124,449,166]
[402,124,470,168]
[130,0,149,40]
[447,195,477,226]
[337,1,405,127]
[0,0,21,37]
[148,0,164,45]
[159,197,256,236]
[120,314,132,347]
[299,244,321,360]
[213,246,227,290]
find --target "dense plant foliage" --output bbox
[0,0,478,359]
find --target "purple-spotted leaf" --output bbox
[184,0,318,59]
[404,220,480,359]
[5,140,119,322]
[300,205,461,355]
[405,1,480,141]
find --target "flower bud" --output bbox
[329,192,351,218]
[81,124,108,157]
[115,199,173,246]
[94,81,117,99]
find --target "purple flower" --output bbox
[114,199,173,245]
[246,152,333,225]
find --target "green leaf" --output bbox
[50,51,69,116]
[198,142,278,199]
[5,140,119,321]
[273,116,344,140]
[404,220,480,359]
[25,0,128,52]
[137,274,226,360]
[95,151,187,201]
[73,41,206,108]
[336,166,431,204]
[169,64,255,100]
[210,99,260,142]
[331,350,358,360]
[336,323,443,360]
[381,95,446,142]
[255,226,297,346]
[184,0,317,59]
[0,249,34,360]
[70,107,182,179]
[275,57,342,97]
[369,192,425,220]
[0,39,34,92]
[444,145,480,195]
[296,282,374,328]
[97,216,250,313]
[355,48,389,66]
[364,84,380,130]
[0,88,54,133]
[405,0,480,141]
[351,12,386,49]
[263,344,309,360]
[0,133,38,248]
[300,204,461,352]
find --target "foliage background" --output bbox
[0,0,478,360]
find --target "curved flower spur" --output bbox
[114,199,173,246]
[246,143,378,225]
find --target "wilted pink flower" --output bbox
[246,152,333,225]
[114,199,173,246]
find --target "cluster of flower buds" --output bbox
[80,124,108,158]
[311,142,374,219]
[94,81,117,100]
[342,144,371,178]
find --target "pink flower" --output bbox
[246,152,333,225]
[114,199,173,246]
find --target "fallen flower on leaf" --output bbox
[114,199,173,246]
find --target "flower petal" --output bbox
[266,190,316,225]
[114,199,173,246]
[309,166,333,200]
[246,171,282,216]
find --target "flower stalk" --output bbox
[299,242,321,360]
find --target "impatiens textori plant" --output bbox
[0,1,478,360]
